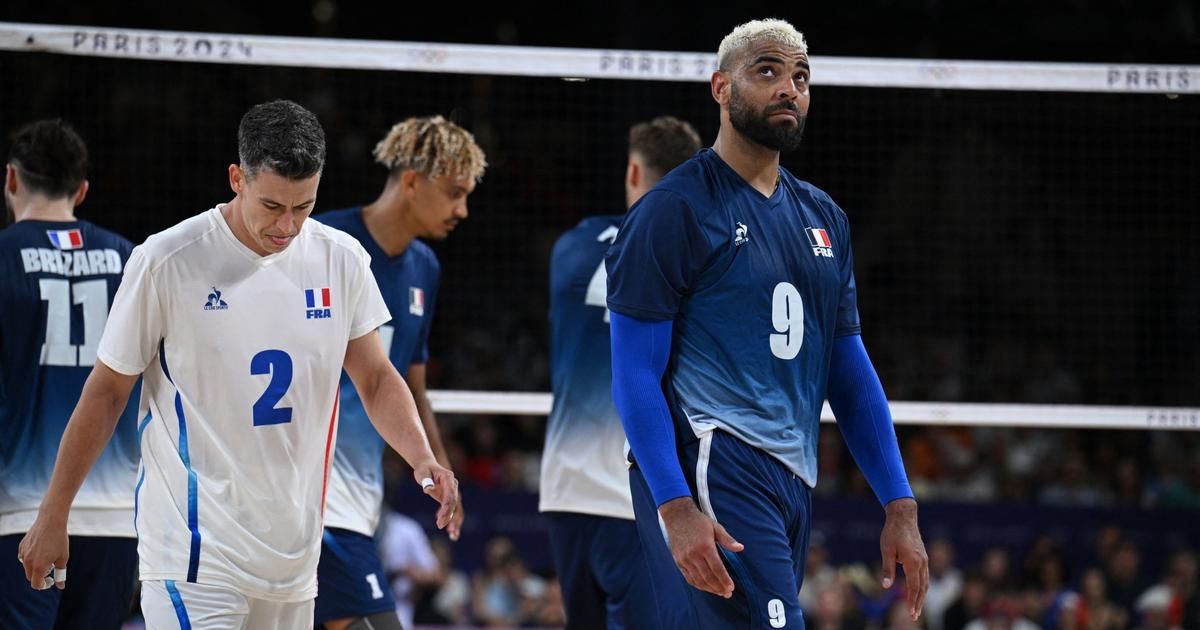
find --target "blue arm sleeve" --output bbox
[827,334,914,506]
[610,311,692,507]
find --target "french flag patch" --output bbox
[804,227,831,248]
[305,287,333,319]
[46,229,83,250]
[409,287,424,316]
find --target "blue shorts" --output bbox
[631,429,813,630]
[314,527,396,623]
[545,511,663,630]
[0,534,137,630]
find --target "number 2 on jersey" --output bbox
[250,350,293,426]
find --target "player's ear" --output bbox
[712,70,731,106]
[229,164,244,195]
[626,158,640,190]
[5,164,17,195]
[399,169,419,196]
[72,180,89,208]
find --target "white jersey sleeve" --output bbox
[346,241,390,341]
[97,246,166,376]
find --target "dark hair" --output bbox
[238,100,326,180]
[7,119,89,199]
[629,116,702,179]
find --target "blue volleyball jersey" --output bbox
[316,207,439,535]
[606,148,860,487]
[0,219,140,536]
[539,215,635,520]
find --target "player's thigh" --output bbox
[314,528,395,624]
[0,534,60,630]
[141,580,249,630]
[247,597,314,630]
[54,536,138,630]
[545,512,607,630]
[628,466,702,630]
[591,516,660,630]
[696,431,806,629]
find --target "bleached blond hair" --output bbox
[716,19,808,71]
[372,115,487,183]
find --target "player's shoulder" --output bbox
[405,238,440,272]
[132,210,220,269]
[552,214,621,264]
[77,219,135,251]
[780,170,847,221]
[304,217,371,261]
[313,206,361,232]
[643,149,733,219]
[556,214,622,247]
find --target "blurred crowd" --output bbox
[418,416,1200,512]
[796,531,1198,630]
[378,515,1198,629]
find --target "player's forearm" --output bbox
[610,312,692,507]
[414,393,451,468]
[39,367,134,519]
[361,367,438,467]
[827,334,913,505]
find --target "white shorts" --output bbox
[141,580,314,630]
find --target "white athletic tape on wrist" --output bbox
[420,477,435,489]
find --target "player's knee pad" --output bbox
[344,611,405,630]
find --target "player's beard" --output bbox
[729,83,806,153]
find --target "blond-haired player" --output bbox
[314,115,484,630]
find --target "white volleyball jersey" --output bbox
[96,206,390,602]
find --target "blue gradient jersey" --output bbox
[605,148,861,487]
[0,220,140,537]
[539,215,634,520]
[317,207,439,536]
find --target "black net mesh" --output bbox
[5,50,1197,405]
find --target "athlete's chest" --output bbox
[162,249,354,346]
[698,196,844,299]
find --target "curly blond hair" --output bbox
[372,115,487,183]
[717,19,808,71]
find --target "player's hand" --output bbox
[880,497,928,621]
[18,513,69,591]
[659,496,743,599]
[413,462,459,532]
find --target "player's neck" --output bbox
[362,196,416,258]
[13,199,76,223]
[712,128,780,198]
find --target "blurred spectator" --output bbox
[982,548,1015,593]
[522,577,565,627]
[1106,541,1149,617]
[944,571,990,630]
[1157,550,1198,630]
[380,509,441,629]
[963,594,1040,630]
[472,536,524,626]
[1038,451,1113,507]
[804,577,868,630]
[1074,567,1127,630]
[1134,585,1179,630]
[801,532,839,612]
[413,538,472,625]
[926,539,964,630]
